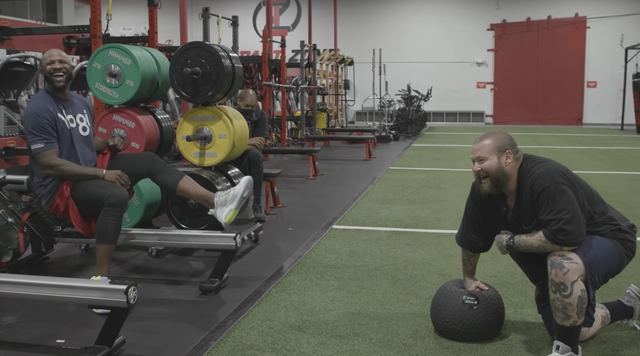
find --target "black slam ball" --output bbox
[430,279,505,342]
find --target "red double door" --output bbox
[490,15,588,125]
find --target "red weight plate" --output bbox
[94,107,160,154]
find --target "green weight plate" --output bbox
[87,44,158,106]
[140,46,171,103]
[122,178,162,228]
[129,45,159,104]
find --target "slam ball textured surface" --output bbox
[430,279,505,342]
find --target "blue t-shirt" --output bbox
[22,90,97,210]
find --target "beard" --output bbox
[475,166,510,195]
[43,71,73,92]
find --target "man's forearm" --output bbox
[43,157,104,180]
[513,231,577,253]
[94,137,108,153]
[462,249,481,280]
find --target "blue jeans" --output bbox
[509,235,628,336]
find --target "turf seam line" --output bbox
[332,225,640,241]
[389,167,640,175]
[412,144,640,149]
[185,136,420,356]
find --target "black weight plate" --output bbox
[214,164,244,186]
[140,106,176,158]
[169,41,233,104]
[218,44,244,103]
[165,169,231,230]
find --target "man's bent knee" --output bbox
[247,149,264,164]
[547,252,586,282]
[104,185,130,212]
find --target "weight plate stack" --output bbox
[140,46,172,103]
[177,106,247,167]
[169,41,235,104]
[213,164,244,186]
[122,178,162,228]
[216,105,250,162]
[94,107,161,154]
[141,105,176,158]
[86,44,159,106]
[165,170,232,231]
[218,44,244,103]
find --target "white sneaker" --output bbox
[548,341,581,356]
[90,276,111,315]
[210,176,253,227]
[620,284,640,330]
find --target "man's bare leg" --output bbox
[548,252,587,355]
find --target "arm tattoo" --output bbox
[462,249,480,280]
[514,230,577,253]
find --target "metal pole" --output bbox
[300,40,306,136]
[621,48,629,131]
[379,48,382,128]
[202,7,210,43]
[232,16,239,54]
[281,37,287,147]
[312,43,318,131]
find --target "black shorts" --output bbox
[510,235,628,336]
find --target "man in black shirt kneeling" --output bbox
[456,131,638,356]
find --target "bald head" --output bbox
[40,48,75,97]
[42,48,69,62]
[473,131,523,161]
[237,89,258,110]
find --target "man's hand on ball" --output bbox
[494,230,512,255]
[464,277,489,291]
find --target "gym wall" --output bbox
[69,0,640,126]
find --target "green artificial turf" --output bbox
[206,125,640,356]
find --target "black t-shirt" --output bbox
[456,154,637,264]
[240,107,269,139]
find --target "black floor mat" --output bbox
[0,138,414,356]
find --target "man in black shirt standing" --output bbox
[455,131,638,356]
[228,89,269,222]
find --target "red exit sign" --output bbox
[586,81,597,88]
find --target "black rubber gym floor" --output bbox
[0,136,414,356]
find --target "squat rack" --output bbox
[620,42,640,131]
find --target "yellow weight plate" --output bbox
[177,106,237,167]
[217,106,249,161]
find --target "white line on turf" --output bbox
[411,144,640,150]
[423,132,638,138]
[332,225,640,241]
[332,225,457,234]
[389,167,640,175]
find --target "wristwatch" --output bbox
[505,234,517,253]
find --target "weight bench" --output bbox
[322,127,379,147]
[0,175,263,294]
[263,168,285,215]
[305,135,376,161]
[262,146,322,180]
[0,273,137,356]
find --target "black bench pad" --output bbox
[305,135,374,141]
[264,169,282,178]
[322,128,378,133]
[262,147,321,154]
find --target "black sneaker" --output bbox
[252,203,267,222]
